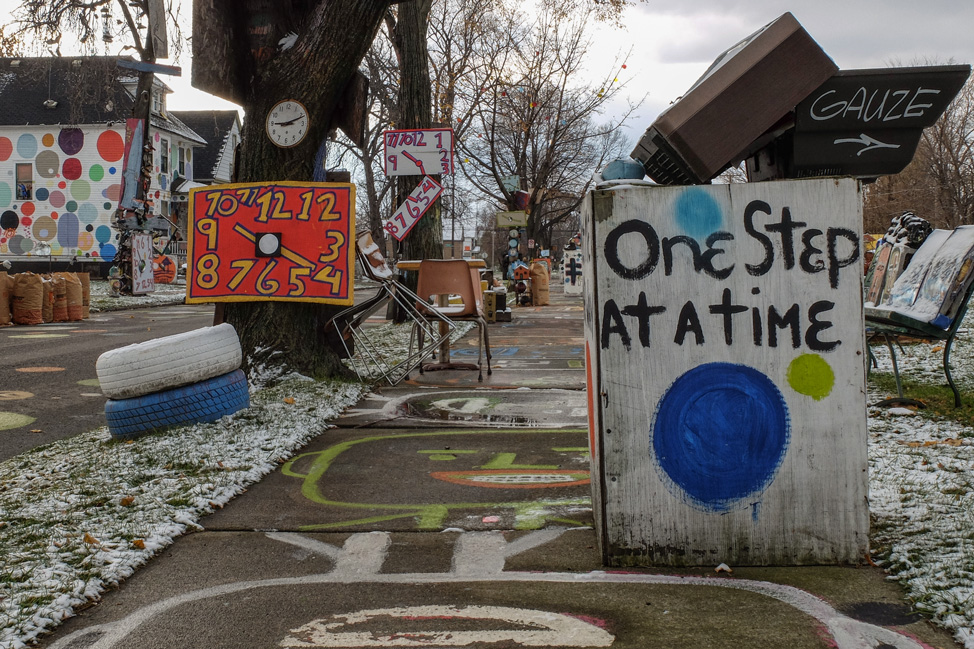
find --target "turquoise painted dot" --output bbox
[95,224,112,244]
[103,202,112,210]
[78,203,99,224]
[89,165,105,182]
[0,182,10,208]
[65,200,78,213]
[17,134,37,158]
[674,188,723,240]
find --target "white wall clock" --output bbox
[265,99,309,148]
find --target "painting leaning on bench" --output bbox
[866,226,974,330]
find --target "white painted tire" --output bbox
[96,323,243,399]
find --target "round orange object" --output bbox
[153,255,177,284]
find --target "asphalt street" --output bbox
[0,303,214,460]
[32,282,962,649]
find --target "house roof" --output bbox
[169,110,240,181]
[0,56,205,145]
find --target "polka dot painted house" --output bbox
[0,56,206,270]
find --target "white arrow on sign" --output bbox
[833,133,901,156]
[281,605,614,647]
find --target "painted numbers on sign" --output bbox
[383,128,454,176]
[130,232,156,295]
[186,182,355,305]
[383,176,443,241]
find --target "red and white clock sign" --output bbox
[383,128,454,176]
[383,176,443,241]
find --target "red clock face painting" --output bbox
[186,182,355,305]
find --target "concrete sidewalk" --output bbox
[39,281,959,649]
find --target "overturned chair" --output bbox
[324,233,456,385]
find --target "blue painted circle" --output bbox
[673,188,723,240]
[35,187,50,201]
[652,362,789,512]
[94,224,113,243]
[16,134,37,158]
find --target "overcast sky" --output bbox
[590,1,974,137]
[3,0,973,141]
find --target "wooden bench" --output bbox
[865,227,974,407]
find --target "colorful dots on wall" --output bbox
[97,130,124,162]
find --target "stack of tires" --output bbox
[96,323,249,440]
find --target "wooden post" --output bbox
[583,178,868,566]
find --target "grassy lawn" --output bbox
[868,370,974,432]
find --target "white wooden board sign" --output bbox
[582,178,868,566]
[563,250,583,296]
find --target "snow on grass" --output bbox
[866,314,974,648]
[88,280,188,313]
[0,375,368,649]
[2,297,974,648]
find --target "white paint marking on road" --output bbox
[333,532,391,577]
[430,397,495,414]
[452,532,507,575]
[265,532,343,562]
[48,531,928,649]
[279,605,615,647]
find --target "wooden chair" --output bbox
[413,259,492,381]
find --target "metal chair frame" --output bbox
[328,234,456,386]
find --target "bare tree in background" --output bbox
[457,0,638,251]
[864,75,974,233]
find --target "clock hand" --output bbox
[275,117,301,126]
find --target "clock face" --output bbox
[266,100,309,148]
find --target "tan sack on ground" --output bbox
[529,261,550,306]
[51,273,68,322]
[58,272,84,321]
[12,272,43,325]
[40,275,54,322]
[78,272,90,319]
[0,271,10,326]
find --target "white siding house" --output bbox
[0,56,206,273]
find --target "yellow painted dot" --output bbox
[0,391,34,401]
[0,412,36,431]
[787,353,835,401]
[9,334,71,339]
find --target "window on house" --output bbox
[151,90,164,114]
[15,163,32,200]
[178,146,186,176]
[160,138,169,174]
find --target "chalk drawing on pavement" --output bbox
[281,429,592,530]
[48,530,934,649]
[280,605,615,648]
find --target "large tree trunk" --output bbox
[394,0,442,263]
[220,0,390,379]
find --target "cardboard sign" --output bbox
[584,179,867,566]
[383,176,443,241]
[496,211,528,227]
[186,182,355,305]
[131,232,156,295]
[383,128,454,176]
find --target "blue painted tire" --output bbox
[105,370,250,440]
